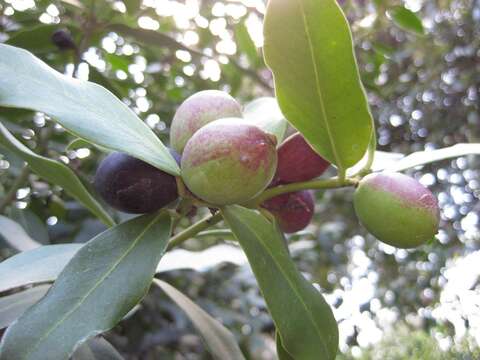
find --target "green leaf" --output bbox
[0,243,245,294]
[263,0,374,171]
[0,215,41,252]
[384,143,480,172]
[0,285,50,330]
[0,44,180,176]
[0,123,115,227]
[66,138,111,153]
[0,244,82,293]
[88,67,128,99]
[6,24,77,54]
[346,150,404,176]
[0,212,172,360]
[72,337,124,360]
[243,97,288,145]
[388,6,424,35]
[154,279,245,360]
[105,53,130,73]
[276,332,294,360]
[9,208,49,245]
[235,22,259,66]
[222,206,338,360]
[108,24,200,55]
[123,0,141,15]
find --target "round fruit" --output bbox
[272,132,330,185]
[262,190,315,233]
[51,29,76,50]
[170,90,242,154]
[94,152,178,214]
[181,119,277,205]
[354,172,439,248]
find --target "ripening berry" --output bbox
[272,132,330,185]
[51,29,76,51]
[354,172,439,248]
[181,119,277,205]
[94,152,178,214]
[170,90,242,154]
[262,190,315,233]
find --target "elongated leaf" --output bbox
[388,6,424,35]
[72,337,124,360]
[66,138,111,153]
[6,24,77,54]
[9,208,49,244]
[276,332,294,360]
[0,244,82,293]
[123,0,141,15]
[235,22,259,66]
[222,206,338,360]
[346,150,405,176]
[243,97,287,145]
[385,143,480,172]
[264,0,373,170]
[108,24,200,55]
[0,215,41,252]
[0,123,115,226]
[0,212,172,360]
[0,243,246,294]
[0,285,50,329]
[154,280,245,360]
[0,44,179,176]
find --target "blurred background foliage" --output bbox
[0,0,479,358]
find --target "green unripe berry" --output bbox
[170,90,242,154]
[181,119,278,205]
[354,172,439,248]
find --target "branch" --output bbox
[246,176,359,207]
[167,213,223,250]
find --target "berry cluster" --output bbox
[94,90,439,247]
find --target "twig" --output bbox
[167,213,222,250]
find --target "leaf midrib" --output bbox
[225,209,329,356]
[21,213,163,359]
[295,0,344,171]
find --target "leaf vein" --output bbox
[296,0,344,171]
[21,213,163,359]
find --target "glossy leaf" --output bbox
[72,337,124,360]
[243,97,288,145]
[154,279,245,360]
[66,138,108,152]
[347,150,404,176]
[0,212,172,360]
[222,206,339,360]
[276,332,294,360]
[0,215,41,252]
[0,244,82,293]
[263,0,373,171]
[0,243,246,294]
[388,6,424,35]
[0,44,180,176]
[0,123,115,226]
[0,285,50,329]
[384,143,480,172]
